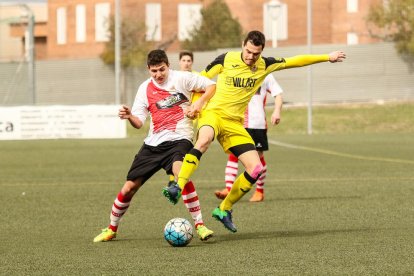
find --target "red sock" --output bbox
[225,154,239,191]
[109,192,131,232]
[256,156,266,193]
[182,180,203,227]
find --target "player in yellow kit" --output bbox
[163,30,346,232]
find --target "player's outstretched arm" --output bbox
[328,51,346,63]
[118,105,143,129]
[284,51,346,68]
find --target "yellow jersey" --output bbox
[201,51,329,122]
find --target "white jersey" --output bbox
[244,74,283,129]
[131,69,215,146]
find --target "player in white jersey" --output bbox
[215,74,283,202]
[93,50,216,243]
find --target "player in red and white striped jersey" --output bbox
[215,73,283,202]
[93,50,216,242]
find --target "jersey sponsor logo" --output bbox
[156,93,189,109]
[232,77,258,88]
[232,64,240,68]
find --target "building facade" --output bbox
[2,0,383,60]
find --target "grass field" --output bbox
[1,102,414,275]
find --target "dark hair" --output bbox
[147,49,169,67]
[243,30,266,49]
[179,50,194,61]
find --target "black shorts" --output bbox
[246,128,269,151]
[126,139,193,184]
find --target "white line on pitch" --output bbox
[269,139,414,165]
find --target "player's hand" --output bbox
[328,51,346,63]
[186,101,203,119]
[118,105,131,119]
[184,106,197,120]
[185,109,199,120]
[191,100,204,114]
[271,111,281,125]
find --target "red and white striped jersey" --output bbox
[131,69,215,146]
[244,74,283,129]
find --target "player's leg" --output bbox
[250,150,266,202]
[171,160,204,226]
[212,148,261,233]
[165,141,214,240]
[167,174,175,187]
[93,178,143,242]
[94,144,159,242]
[178,125,215,189]
[181,179,214,241]
[245,128,267,202]
[215,153,238,199]
[163,125,215,204]
[212,123,262,232]
[220,148,262,211]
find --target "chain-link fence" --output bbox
[1,43,414,107]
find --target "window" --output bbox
[146,3,162,41]
[347,0,358,13]
[347,32,358,45]
[178,4,202,41]
[56,7,67,45]
[263,1,288,46]
[76,5,86,43]
[95,3,110,42]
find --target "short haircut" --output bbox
[243,30,266,49]
[179,50,194,61]
[147,49,169,67]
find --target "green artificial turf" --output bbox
[1,102,413,275]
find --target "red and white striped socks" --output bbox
[182,180,203,227]
[109,192,131,232]
[106,180,205,232]
[224,154,267,193]
[255,156,267,193]
[224,153,239,191]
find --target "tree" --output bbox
[367,0,414,61]
[100,16,153,103]
[181,0,243,51]
[100,16,152,68]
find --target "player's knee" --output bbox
[248,163,264,182]
[195,136,212,152]
[122,180,141,196]
[195,126,214,152]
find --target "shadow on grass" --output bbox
[213,227,378,243]
[263,195,362,202]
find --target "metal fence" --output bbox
[1,43,413,107]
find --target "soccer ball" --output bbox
[163,217,193,247]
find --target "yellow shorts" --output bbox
[197,109,254,153]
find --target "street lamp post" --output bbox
[21,4,36,104]
[114,0,121,105]
[307,0,313,135]
[267,0,282,48]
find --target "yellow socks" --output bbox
[220,172,254,211]
[177,149,202,190]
